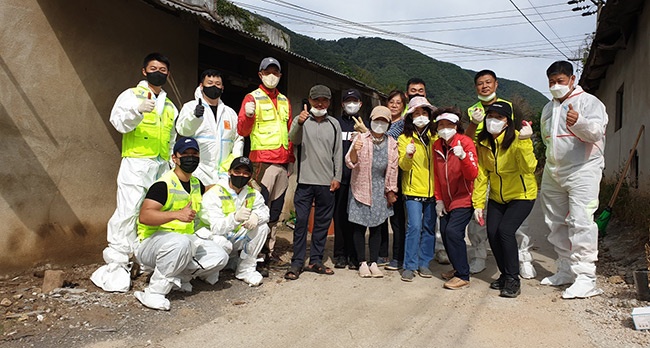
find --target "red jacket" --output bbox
[237,84,294,164]
[433,133,478,211]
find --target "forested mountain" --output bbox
[289,34,549,113]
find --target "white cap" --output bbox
[435,113,459,123]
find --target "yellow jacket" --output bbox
[398,132,436,198]
[472,131,537,209]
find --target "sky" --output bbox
[230,0,600,98]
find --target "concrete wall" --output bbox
[593,5,650,189]
[0,0,198,274]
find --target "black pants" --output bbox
[333,183,356,263]
[291,184,335,268]
[486,199,535,280]
[380,193,405,261]
[353,222,383,265]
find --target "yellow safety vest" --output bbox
[122,85,176,160]
[137,171,203,240]
[249,88,290,152]
[468,98,513,138]
[216,184,256,233]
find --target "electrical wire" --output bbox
[508,0,571,59]
[527,0,574,52]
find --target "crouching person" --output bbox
[199,156,270,287]
[134,137,229,311]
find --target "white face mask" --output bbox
[371,120,389,134]
[412,115,430,128]
[549,83,571,99]
[477,92,496,102]
[437,128,456,141]
[486,118,507,135]
[261,74,280,89]
[310,107,327,117]
[343,102,361,115]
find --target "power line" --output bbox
[508,0,571,59]
[527,0,573,52]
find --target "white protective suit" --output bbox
[134,230,230,310]
[199,178,270,286]
[91,80,177,293]
[176,87,244,185]
[539,85,608,299]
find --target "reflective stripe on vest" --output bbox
[137,171,203,240]
[122,85,176,160]
[468,98,513,138]
[216,184,256,233]
[249,88,290,151]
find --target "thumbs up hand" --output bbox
[298,104,309,125]
[566,103,578,127]
[519,120,533,140]
[452,140,466,160]
[194,98,205,118]
[138,92,156,114]
[405,139,416,157]
[176,201,196,222]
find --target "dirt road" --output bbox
[80,199,649,348]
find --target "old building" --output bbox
[0,0,382,274]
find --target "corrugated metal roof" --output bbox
[579,0,646,92]
[150,0,384,96]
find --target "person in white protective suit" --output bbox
[176,69,244,185]
[91,53,178,292]
[134,137,229,310]
[539,60,608,299]
[463,69,537,278]
[198,156,270,287]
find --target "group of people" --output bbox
[90,52,608,310]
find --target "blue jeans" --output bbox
[403,199,436,271]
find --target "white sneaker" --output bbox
[358,262,372,278]
[236,270,263,287]
[561,275,604,299]
[469,258,486,274]
[541,271,574,286]
[519,261,537,279]
[435,250,450,265]
[369,262,384,278]
[134,288,170,311]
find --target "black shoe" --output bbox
[490,276,505,290]
[348,261,359,270]
[256,262,270,278]
[499,278,521,298]
[334,257,347,269]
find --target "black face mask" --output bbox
[146,71,168,86]
[179,156,199,173]
[408,93,425,100]
[203,86,223,99]
[230,175,250,189]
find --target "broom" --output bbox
[596,125,645,236]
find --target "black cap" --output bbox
[486,101,512,118]
[229,156,253,173]
[173,137,200,154]
[342,89,361,101]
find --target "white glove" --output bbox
[436,200,447,217]
[234,207,252,223]
[452,140,466,160]
[137,99,155,114]
[242,213,259,230]
[212,235,233,254]
[473,208,485,226]
[244,101,256,117]
[519,121,533,140]
[470,107,485,125]
[405,141,416,157]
